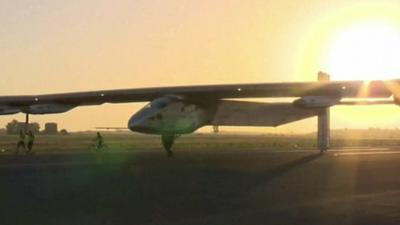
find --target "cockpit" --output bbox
[128,96,180,134]
[144,97,169,109]
[144,95,182,109]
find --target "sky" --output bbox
[1,0,400,132]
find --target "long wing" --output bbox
[211,100,323,127]
[0,79,397,115]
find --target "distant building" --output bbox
[43,123,58,135]
[6,120,40,135]
[59,129,69,135]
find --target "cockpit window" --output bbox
[151,99,169,109]
[156,101,167,108]
[145,96,177,110]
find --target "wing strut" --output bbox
[24,113,30,133]
[317,72,330,152]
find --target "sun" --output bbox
[295,3,400,82]
[293,3,400,129]
[324,22,400,81]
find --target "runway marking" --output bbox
[0,161,102,169]
[334,151,400,156]
[260,148,390,154]
[329,148,389,151]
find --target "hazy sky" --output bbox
[1,0,400,132]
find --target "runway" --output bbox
[1,148,400,225]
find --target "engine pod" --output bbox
[0,106,20,115]
[23,104,77,114]
[293,96,341,108]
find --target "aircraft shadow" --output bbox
[255,153,322,183]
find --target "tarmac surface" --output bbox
[1,148,400,225]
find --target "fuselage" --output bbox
[128,96,211,135]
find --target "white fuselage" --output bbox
[128,96,210,135]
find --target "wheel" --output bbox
[162,134,175,157]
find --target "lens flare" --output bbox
[325,22,400,81]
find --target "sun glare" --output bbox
[324,22,400,81]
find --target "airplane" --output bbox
[95,127,129,131]
[0,72,398,157]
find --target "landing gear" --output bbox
[162,134,175,157]
[319,147,328,154]
[317,72,330,154]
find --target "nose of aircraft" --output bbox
[128,112,157,134]
[128,115,142,132]
[128,106,162,134]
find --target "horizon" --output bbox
[3,118,400,136]
[1,1,400,131]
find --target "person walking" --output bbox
[15,130,26,155]
[26,130,35,154]
[93,132,104,152]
